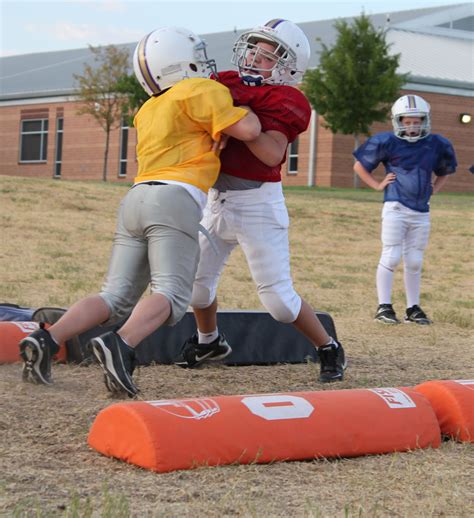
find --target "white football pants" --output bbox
[377,202,431,307]
[191,182,302,323]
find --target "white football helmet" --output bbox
[133,27,217,96]
[231,19,310,86]
[391,95,431,142]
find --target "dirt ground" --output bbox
[1,178,473,516]
[1,318,473,517]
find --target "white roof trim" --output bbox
[403,81,474,97]
[0,95,79,107]
[392,3,474,40]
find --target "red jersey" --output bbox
[218,71,312,182]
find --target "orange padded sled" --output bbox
[414,380,474,442]
[88,387,440,473]
[0,321,66,363]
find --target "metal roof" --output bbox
[387,28,473,85]
[1,3,473,102]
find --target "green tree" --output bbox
[302,14,408,187]
[115,73,149,126]
[74,45,131,181]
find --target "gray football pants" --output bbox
[99,183,201,326]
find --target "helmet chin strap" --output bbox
[240,73,264,87]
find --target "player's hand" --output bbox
[239,105,255,114]
[212,134,230,153]
[377,173,396,191]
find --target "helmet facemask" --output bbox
[232,33,298,86]
[392,113,431,143]
[193,39,218,80]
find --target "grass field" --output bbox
[0,175,473,517]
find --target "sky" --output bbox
[0,0,468,57]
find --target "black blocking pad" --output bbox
[32,308,337,366]
[132,310,336,366]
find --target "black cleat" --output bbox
[175,334,232,368]
[404,305,432,325]
[89,332,139,397]
[19,323,59,385]
[374,304,401,324]
[318,340,347,383]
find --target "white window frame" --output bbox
[53,117,64,178]
[19,118,49,163]
[118,117,129,178]
[287,137,299,175]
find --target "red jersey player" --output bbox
[175,19,347,382]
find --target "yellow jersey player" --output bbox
[19,27,261,396]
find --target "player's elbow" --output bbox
[260,153,285,167]
[265,158,281,167]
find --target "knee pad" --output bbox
[190,282,215,309]
[258,286,301,324]
[379,244,402,271]
[404,249,424,274]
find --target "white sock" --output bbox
[117,333,135,351]
[118,334,131,347]
[323,337,338,348]
[198,329,219,344]
[376,263,394,305]
[404,270,421,309]
[47,331,60,346]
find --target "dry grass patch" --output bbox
[0,176,473,517]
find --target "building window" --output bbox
[54,117,64,178]
[287,138,299,174]
[118,117,129,177]
[19,119,48,162]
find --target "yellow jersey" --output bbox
[133,78,247,193]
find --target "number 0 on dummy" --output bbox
[88,388,441,473]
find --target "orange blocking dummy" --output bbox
[414,380,474,442]
[0,321,66,363]
[88,388,441,473]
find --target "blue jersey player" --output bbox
[353,94,457,325]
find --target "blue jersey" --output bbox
[353,132,457,212]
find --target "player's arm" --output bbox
[221,106,261,142]
[240,90,308,166]
[432,174,450,193]
[432,138,457,193]
[354,161,396,191]
[244,130,288,167]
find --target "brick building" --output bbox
[1,4,473,191]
